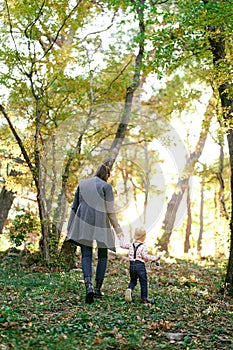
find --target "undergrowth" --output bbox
[0,250,233,349]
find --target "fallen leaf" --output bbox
[92,337,101,345]
[115,333,123,339]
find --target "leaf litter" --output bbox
[0,251,233,349]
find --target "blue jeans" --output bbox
[80,244,108,281]
[128,260,148,299]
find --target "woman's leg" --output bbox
[94,248,108,298]
[80,244,93,278]
[80,244,94,304]
[96,248,108,280]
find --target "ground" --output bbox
[0,249,233,349]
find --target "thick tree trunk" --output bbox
[60,239,77,270]
[157,104,212,252]
[158,178,188,252]
[225,130,233,294]
[202,4,233,294]
[0,186,14,233]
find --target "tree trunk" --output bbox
[0,160,25,233]
[37,185,51,263]
[59,239,78,270]
[197,176,204,258]
[184,184,191,254]
[157,103,212,252]
[143,140,150,224]
[217,142,229,220]
[214,188,228,258]
[0,186,14,233]
[158,178,189,252]
[202,3,233,294]
[225,130,233,295]
[104,3,145,169]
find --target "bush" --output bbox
[7,209,40,248]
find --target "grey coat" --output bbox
[67,176,122,251]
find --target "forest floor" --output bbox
[0,249,233,350]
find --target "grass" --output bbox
[0,250,233,349]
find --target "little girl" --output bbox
[120,227,160,304]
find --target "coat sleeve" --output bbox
[67,187,79,233]
[104,184,123,237]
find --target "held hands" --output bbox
[118,232,124,241]
[118,232,126,249]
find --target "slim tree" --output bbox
[184,183,191,254]
[197,174,205,258]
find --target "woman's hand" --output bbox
[117,232,124,241]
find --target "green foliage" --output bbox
[7,209,40,247]
[0,255,232,349]
[149,0,233,80]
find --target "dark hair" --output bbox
[95,164,110,181]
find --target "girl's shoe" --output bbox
[125,288,132,302]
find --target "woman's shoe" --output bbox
[84,277,94,304]
[94,279,104,298]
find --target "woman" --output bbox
[67,164,124,304]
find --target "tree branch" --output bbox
[0,104,35,177]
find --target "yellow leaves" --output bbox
[190,274,199,282]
